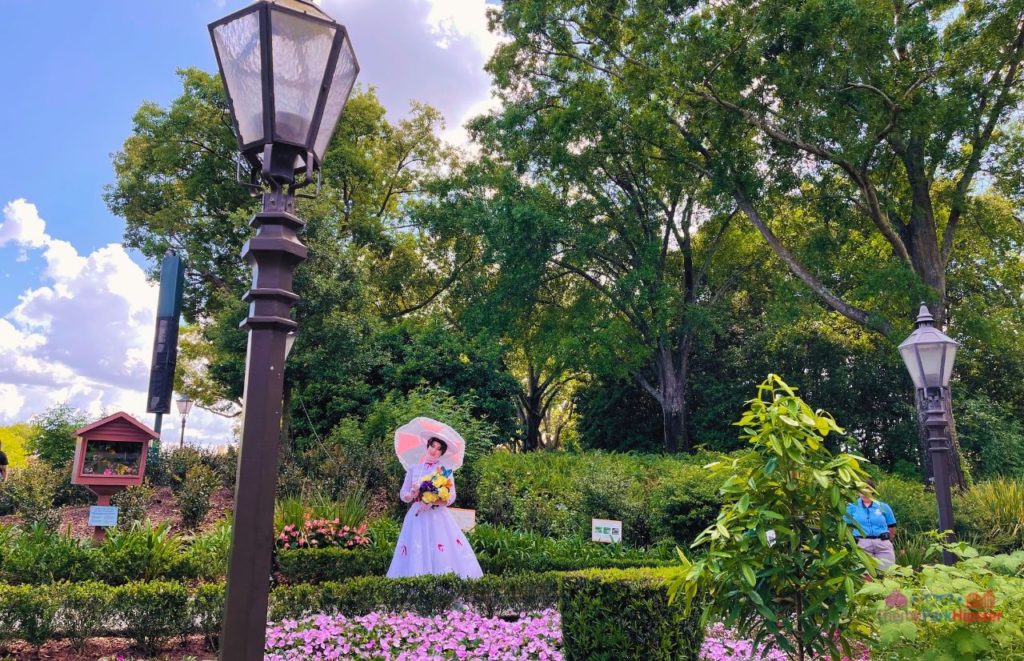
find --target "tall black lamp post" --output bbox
[898,303,959,565]
[208,1,358,658]
[176,394,195,448]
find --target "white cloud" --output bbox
[324,0,502,147]
[0,199,235,449]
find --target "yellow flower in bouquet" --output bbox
[421,491,440,505]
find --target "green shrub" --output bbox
[185,516,233,581]
[559,568,704,661]
[98,521,183,584]
[111,481,155,529]
[0,524,96,584]
[4,461,62,527]
[58,581,113,652]
[875,477,938,536]
[651,464,724,546]
[276,547,391,583]
[268,572,560,620]
[0,583,59,647]
[192,582,226,652]
[111,581,190,655]
[176,464,219,529]
[957,478,1024,554]
[857,545,1024,658]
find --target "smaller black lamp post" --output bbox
[898,303,959,565]
[176,395,195,448]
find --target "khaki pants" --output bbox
[858,537,896,570]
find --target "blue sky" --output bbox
[0,0,499,445]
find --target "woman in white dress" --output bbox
[386,436,483,578]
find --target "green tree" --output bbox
[668,375,875,660]
[27,404,87,470]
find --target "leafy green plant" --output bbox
[274,495,308,534]
[0,584,59,647]
[857,543,1024,659]
[58,581,113,652]
[98,521,183,584]
[175,463,219,529]
[668,374,874,661]
[4,461,62,528]
[111,581,190,655]
[111,481,155,529]
[186,515,233,581]
[559,568,704,660]
[0,523,95,584]
[956,478,1024,554]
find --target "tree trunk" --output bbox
[516,364,546,453]
[651,342,690,453]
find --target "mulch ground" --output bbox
[1,635,215,660]
[0,486,234,538]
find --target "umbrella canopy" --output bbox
[394,417,466,471]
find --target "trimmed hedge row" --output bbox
[559,568,705,661]
[0,569,696,656]
[275,543,674,584]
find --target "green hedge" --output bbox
[0,573,559,649]
[274,528,674,584]
[558,568,705,661]
[270,572,560,620]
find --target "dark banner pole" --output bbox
[146,251,186,456]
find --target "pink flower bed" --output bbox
[265,609,562,660]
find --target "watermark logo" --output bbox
[879,590,1002,624]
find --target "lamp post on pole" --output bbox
[898,303,959,565]
[208,2,358,658]
[176,395,195,448]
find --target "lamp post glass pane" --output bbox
[313,35,358,160]
[212,10,264,145]
[270,8,335,145]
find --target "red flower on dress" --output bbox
[401,545,408,557]
[437,543,445,553]
[456,538,463,547]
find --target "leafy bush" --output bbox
[192,582,226,651]
[0,583,59,647]
[111,581,191,654]
[111,481,155,529]
[4,461,62,527]
[669,375,874,661]
[650,464,724,546]
[277,519,370,551]
[97,521,183,584]
[275,547,391,583]
[857,544,1024,659]
[185,515,233,581]
[0,524,96,584]
[559,568,704,660]
[26,403,87,470]
[956,394,1024,479]
[58,581,113,652]
[956,478,1024,554]
[175,463,219,529]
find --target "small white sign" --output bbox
[448,507,476,532]
[89,505,119,528]
[592,518,622,544]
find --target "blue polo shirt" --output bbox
[845,498,896,538]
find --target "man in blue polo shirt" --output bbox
[845,478,897,570]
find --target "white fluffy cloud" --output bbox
[325,0,502,145]
[0,199,235,448]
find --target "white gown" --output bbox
[386,461,483,579]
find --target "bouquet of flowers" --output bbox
[416,466,454,513]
